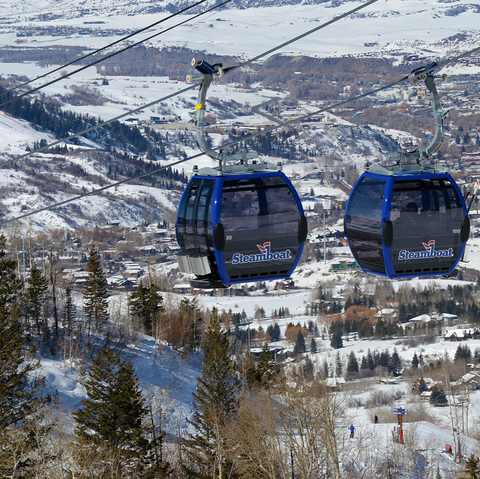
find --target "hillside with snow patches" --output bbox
[0,63,405,232]
[0,0,479,230]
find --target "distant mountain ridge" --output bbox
[2,0,480,21]
[1,0,336,20]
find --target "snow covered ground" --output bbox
[0,0,479,63]
[37,273,480,476]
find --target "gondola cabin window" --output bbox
[345,177,386,274]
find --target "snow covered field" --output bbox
[0,0,479,63]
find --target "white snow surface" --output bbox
[0,1,478,61]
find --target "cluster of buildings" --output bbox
[15,25,131,38]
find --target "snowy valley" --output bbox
[1,0,480,477]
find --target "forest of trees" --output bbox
[0,81,194,170]
[3,229,480,477]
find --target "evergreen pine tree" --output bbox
[179,297,204,352]
[330,330,343,349]
[272,322,281,341]
[429,386,448,406]
[82,241,109,335]
[398,303,407,322]
[391,348,401,371]
[244,355,259,388]
[360,355,368,370]
[310,337,317,354]
[419,353,424,365]
[257,342,277,387]
[266,324,275,341]
[24,262,48,335]
[0,236,23,312]
[183,307,240,478]
[303,356,314,379]
[418,378,428,394]
[367,348,376,371]
[74,347,149,474]
[321,358,329,379]
[129,279,164,335]
[411,352,419,369]
[293,330,306,356]
[347,350,359,375]
[0,236,49,476]
[455,344,472,363]
[461,454,480,479]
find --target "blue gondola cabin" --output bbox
[345,171,469,279]
[177,170,307,288]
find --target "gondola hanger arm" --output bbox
[189,58,280,175]
[367,61,448,175]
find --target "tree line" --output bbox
[0,232,205,476]
[4,229,480,477]
[0,83,164,157]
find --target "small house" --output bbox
[455,373,480,390]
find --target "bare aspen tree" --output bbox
[279,384,328,478]
[229,394,289,478]
[143,386,177,474]
[48,246,61,340]
[316,384,349,479]
[231,380,377,479]
[144,265,167,361]
[440,357,462,463]
[457,378,472,437]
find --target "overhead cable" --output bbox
[0,0,377,169]
[0,0,232,109]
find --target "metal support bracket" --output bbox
[366,61,448,175]
[187,58,280,175]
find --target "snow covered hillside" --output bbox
[37,272,480,477]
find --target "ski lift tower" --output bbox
[392,408,407,444]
